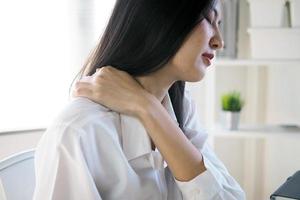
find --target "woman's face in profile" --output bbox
[167,0,223,82]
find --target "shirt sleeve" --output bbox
[173,90,246,200]
[33,124,102,200]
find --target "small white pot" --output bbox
[221,111,240,130]
[289,0,300,27]
[248,0,286,27]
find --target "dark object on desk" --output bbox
[270,171,300,200]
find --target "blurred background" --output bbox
[0,0,299,199]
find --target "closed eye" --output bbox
[206,10,222,27]
[205,16,213,24]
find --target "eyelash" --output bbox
[206,16,217,26]
[205,16,222,27]
[205,17,213,24]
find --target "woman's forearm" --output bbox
[136,95,206,182]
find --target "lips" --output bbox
[201,53,214,66]
[202,53,214,60]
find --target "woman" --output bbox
[33,0,245,199]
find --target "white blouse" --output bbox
[33,89,245,200]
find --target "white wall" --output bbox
[213,128,300,200]
[0,130,43,160]
[266,66,300,125]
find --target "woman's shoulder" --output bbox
[43,97,121,145]
[35,98,124,175]
[52,97,114,126]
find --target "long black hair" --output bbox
[71,0,216,130]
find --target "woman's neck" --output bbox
[135,72,175,102]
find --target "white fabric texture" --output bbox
[0,178,7,200]
[33,89,245,200]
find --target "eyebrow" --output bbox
[213,8,219,17]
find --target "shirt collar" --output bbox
[120,93,179,161]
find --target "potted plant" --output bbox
[220,91,245,130]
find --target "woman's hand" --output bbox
[72,66,152,117]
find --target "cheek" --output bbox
[169,24,211,80]
[171,42,205,75]
[173,49,197,69]
[170,51,206,82]
[174,26,209,68]
[172,42,202,71]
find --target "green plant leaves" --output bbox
[221,91,245,112]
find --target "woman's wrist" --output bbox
[135,92,159,120]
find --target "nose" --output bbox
[209,29,224,50]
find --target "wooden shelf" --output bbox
[215,59,300,66]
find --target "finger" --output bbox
[74,81,92,91]
[73,88,93,98]
[100,65,118,73]
[95,67,106,76]
[80,76,93,82]
[73,82,93,97]
[76,80,92,86]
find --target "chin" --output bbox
[186,72,205,82]
[177,63,206,82]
